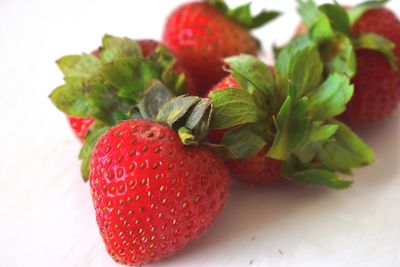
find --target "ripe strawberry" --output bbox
[295,2,400,125]
[62,37,196,142]
[226,148,284,184]
[163,1,279,95]
[89,119,229,265]
[341,8,400,125]
[66,116,94,141]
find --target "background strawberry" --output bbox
[90,119,229,265]
[66,116,94,141]
[341,8,400,125]
[163,0,279,95]
[294,1,400,125]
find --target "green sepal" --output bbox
[148,44,176,71]
[295,122,338,164]
[316,120,375,174]
[307,72,354,121]
[56,54,101,79]
[79,123,110,181]
[157,96,213,145]
[210,88,266,129]
[86,82,135,125]
[291,169,353,189]
[276,36,323,100]
[268,87,312,160]
[297,0,334,42]
[49,78,94,118]
[347,0,389,25]
[99,34,142,63]
[221,124,267,159]
[353,33,398,70]
[207,0,280,29]
[320,34,357,78]
[224,55,275,97]
[101,58,162,102]
[319,4,350,35]
[137,80,174,120]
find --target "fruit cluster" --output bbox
[50,0,399,265]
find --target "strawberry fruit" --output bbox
[90,119,229,265]
[294,0,400,125]
[163,0,279,95]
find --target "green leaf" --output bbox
[49,78,94,117]
[268,93,312,160]
[309,123,338,142]
[276,37,323,99]
[347,0,389,25]
[102,58,162,102]
[224,55,275,97]
[156,95,200,127]
[100,34,142,63]
[221,124,267,159]
[307,72,354,120]
[319,3,350,35]
[157,96,213,144]
[86,82,134,125]
[309,13,335,42]
[137,80,174,120]
[295,122,338,164]
[56,54,101,79]
[79,123,110,181]
[228,3,252,28]
[148,44,176,70]
[250,11,281,29]
[210,88,266,129]
[297,0,321,27]
[353,33,398,70]
[320,34,357,77]
[207,0,229,13]
[317,120,375,174]
[291,169,353,189]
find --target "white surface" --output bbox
[0,0,400,266]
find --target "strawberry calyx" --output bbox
[295,0,398,76]
[206,0,280,30]
[209,39,374,189]
[49,34,191,180]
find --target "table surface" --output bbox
[1,0,400,266]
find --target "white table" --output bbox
[1,0,399,266]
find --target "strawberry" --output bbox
[208,40,374,188]
[52,35,197,143]
[226,148,283,184]
[294,1,400,125]
[66,116,94,141]
[89,119,229,265]
[341,8,400,125]
[163,0,279,95]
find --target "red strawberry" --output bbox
[66,39,197,141]
[341,8,400,125]
[66,116,94,142]
[89,119,229,265]
[163,1,279,95]
[226,147,284,184]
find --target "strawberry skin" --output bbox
[341,8,400,125]
[89,120,229,265]
[163,2,258,95]
[226,148,284,184]
[67,115,94,142]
